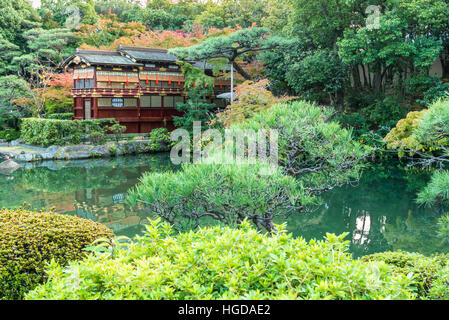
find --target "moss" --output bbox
[0,206,114,300]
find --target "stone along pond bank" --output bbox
[0,139,171,163]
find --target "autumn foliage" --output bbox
[212,79,296,127]
[77,14,239,50]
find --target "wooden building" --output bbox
[62,46,230,133]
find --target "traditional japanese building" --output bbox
[61,46,230,133]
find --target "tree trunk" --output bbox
[232,61,252,81]
[352,65,362,89]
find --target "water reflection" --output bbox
[279,162,448,257]
[0,154,176,237]
[0,157,447,257]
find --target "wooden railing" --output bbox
[72,86,230,96]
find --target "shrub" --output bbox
[21,118,118,147]
[384,99,449,157]
[26,220,415,300]
[46,113,74,120]
[109,123,127,143]
[404,74,449,106]
[0,129,20,142]
[148,127,172,151]
[89,131,106,146]
[361,251,449,299]
[383,110,426,156]
[127,156,312,232]
[0,206,113,300]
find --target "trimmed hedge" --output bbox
[46,113,74,120]
[21,118,118,147]
[26,220,415,300]
[0,206,114,300]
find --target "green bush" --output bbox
[89,131,106,146]
[362,251,449,299]
[0,129,20,142]
[25,219,415,300]
[46,113,74,120]
[0,206,114,300]
[148,127,173,151]
[404,74,449,106]
[109,123,127,143]
[21,118,118,147]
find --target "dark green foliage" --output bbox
[0,129,20,141]
[0,206,114,300]
[88,131,106,146]
[148,128,173,152]
[0,75,31,129]
[335,97,408,144]
[21,118,117,147]
[404,74,449,106]
[285,49,348,105]
[46,113,73,120]
[174,87,216,134]
[108,123,127,143]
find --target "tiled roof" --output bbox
[62,47,220,71]
[62,49,142,67]
[118,46,178,63]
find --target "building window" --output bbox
[112,98,124,107]
[124,98,137,107]
[174,96,184,106]
[164,96,184,108]
[151,95,162,107]
[164,96,174,108]
[98,98,112,107]
[141,95,163,108]
[74,79,94,89]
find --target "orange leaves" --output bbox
[77,18,240,51]
[212,79,296,127]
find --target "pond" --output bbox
[0,154,447,258]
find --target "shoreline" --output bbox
[0,139,170,162]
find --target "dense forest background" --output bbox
[0,0,448,139]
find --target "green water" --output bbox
[0,154,447,257]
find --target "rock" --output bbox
[46,146,61,153]
[39,146,61,160]
[90,145,111,158]
[0,159,21,175]
[15,153,41,162]
[10,139,22,146]
[66,152,91,160]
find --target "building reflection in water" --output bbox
[353,211,371,245]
